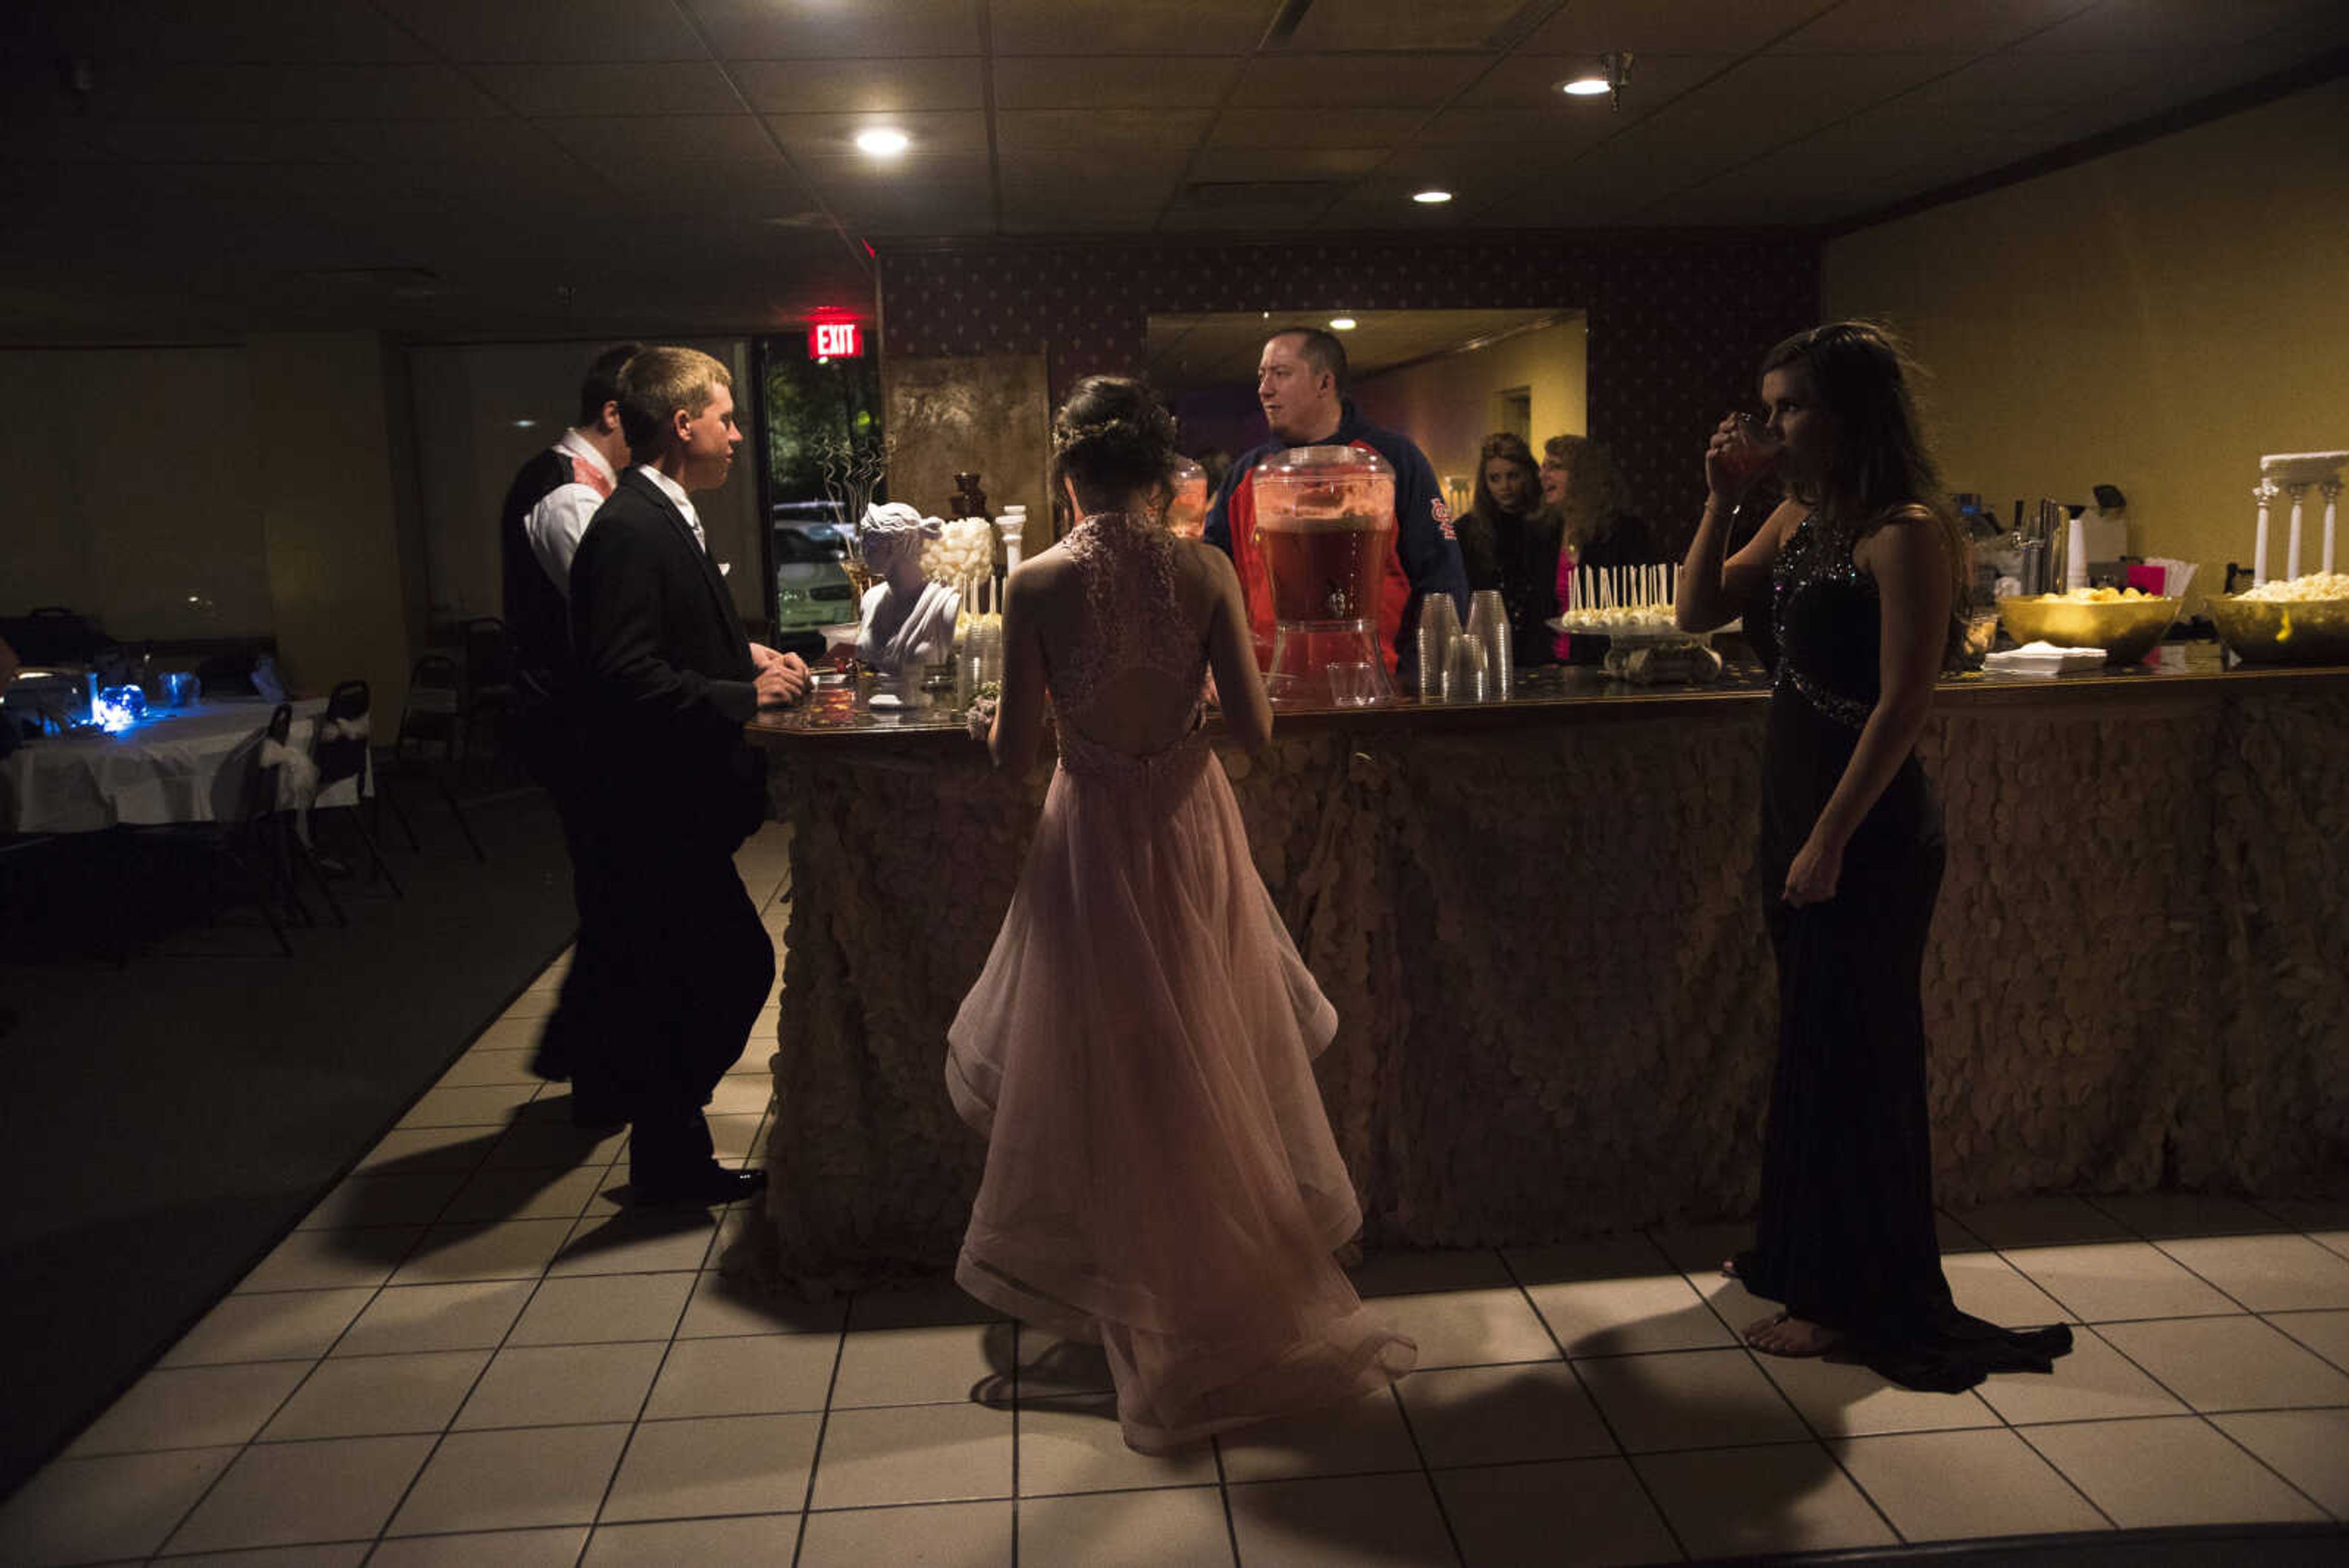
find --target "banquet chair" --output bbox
[461,617,518,774]
[249,700,343,930]
[310,679,402,903]
[384,654,485,863]
[127,703,305,958]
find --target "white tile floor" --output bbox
[4,828,2346,1566]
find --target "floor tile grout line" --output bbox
[573,1254,708,1557]
[1502,1241,1690,1562]
[783,1288,853,1568]
[2259,1307,2349,1377]
[1006,1322,1023,1567]
[1645,1239,1952,1548]
[357,1215,580,1560]
[134,1169,466,1558]
[95,1396,2348,1468]
[1980,1228,2263,1326]
[1967,1320,2119,1533]
[1209,1419,1243,1567]
[2055,1317,2335,1523]
[1380,1376,1467,1567]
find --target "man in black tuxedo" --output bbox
[568,346,807,1205]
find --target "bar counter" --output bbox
[728,649,2349,1295]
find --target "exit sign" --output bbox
[809,321,863,359]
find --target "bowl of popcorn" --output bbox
[1997,586,2181,665]
[2206,572,2349,665]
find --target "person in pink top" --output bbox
[949,376,1415,1454]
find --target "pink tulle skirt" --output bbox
[946,738,1414,1452]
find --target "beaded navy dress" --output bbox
[1734,513,2072,1392]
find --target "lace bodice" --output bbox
[1047,511,1211,778]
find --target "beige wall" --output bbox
[0,346,275,639]
[1350,316,1588,505]
[246,333,416,709]
[408,336,762,628]
[1824,78,2349,608]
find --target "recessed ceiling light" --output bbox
[1560,76,1609,95]
[1412,188,1453,204]
[1328,317,1357,331]
[513,418,538,429]
[855,127,910,157]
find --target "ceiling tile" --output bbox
[1777,0,2096,53]
[1207,108,1427,149]
[1230,53,1491,108]
[997,147,1193,186]
[1459,51,1733,109]
[992,56,1243,109]
[685,0,983,60]
[600,160,817,210]
[84,121,355,165]
[1636,51,1971,150]
[734,57,986,114]
[1523,0,1836,55]
[469,61,741,116]
[2006,0,2340,52]
[374,0,711,62]
[1322,165,1527,216]
[50,0,434,62]
[796,152,994,199]
[1281,0,1532,53]
[533,114,780,165]
[833,185,997,237]
[995,109,1214,154]
[1411,105,1627,150]
[763,110,990,157]
[74,62,507,120]
[988,0,1271,56]
[0,121,123,166]
[1157,201,1340,232]
[1187,146,1393,180]
[1000,174,1167,232]
[1905,50,2156,108]
[316,119,576,165]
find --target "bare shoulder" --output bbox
[1007,545,1074,596]
[1178,537,1241,589]
[1854,504,1949,570]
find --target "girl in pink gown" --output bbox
[947,377,1414,1454]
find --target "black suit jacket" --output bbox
[568,468,765,843]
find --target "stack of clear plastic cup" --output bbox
[1441,630,1490,703]
[1415,594,1461,699]
[1466,590,1512,701]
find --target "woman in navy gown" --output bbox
[1675,322,2072,1392]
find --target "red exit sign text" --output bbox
[809,322,863,358]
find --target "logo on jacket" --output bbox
[1431,496,1455,539]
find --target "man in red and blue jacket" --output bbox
[1204,326,1468,689]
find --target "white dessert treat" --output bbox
[2239,570,2349,602]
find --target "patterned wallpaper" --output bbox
[877,235,1818,533]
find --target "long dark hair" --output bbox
[1469,431,1541,522]
[1761,321,1970,664]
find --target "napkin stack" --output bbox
[2127,558,2197,598]
[1984,640,2106,677]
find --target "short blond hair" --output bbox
[617,346,732,456]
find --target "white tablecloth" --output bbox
[0,698,368,834]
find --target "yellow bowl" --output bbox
[2206,594,2349,665]
[1996,595,2180,665]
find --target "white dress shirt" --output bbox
[635,464,707,553]
[524,428,620,592]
